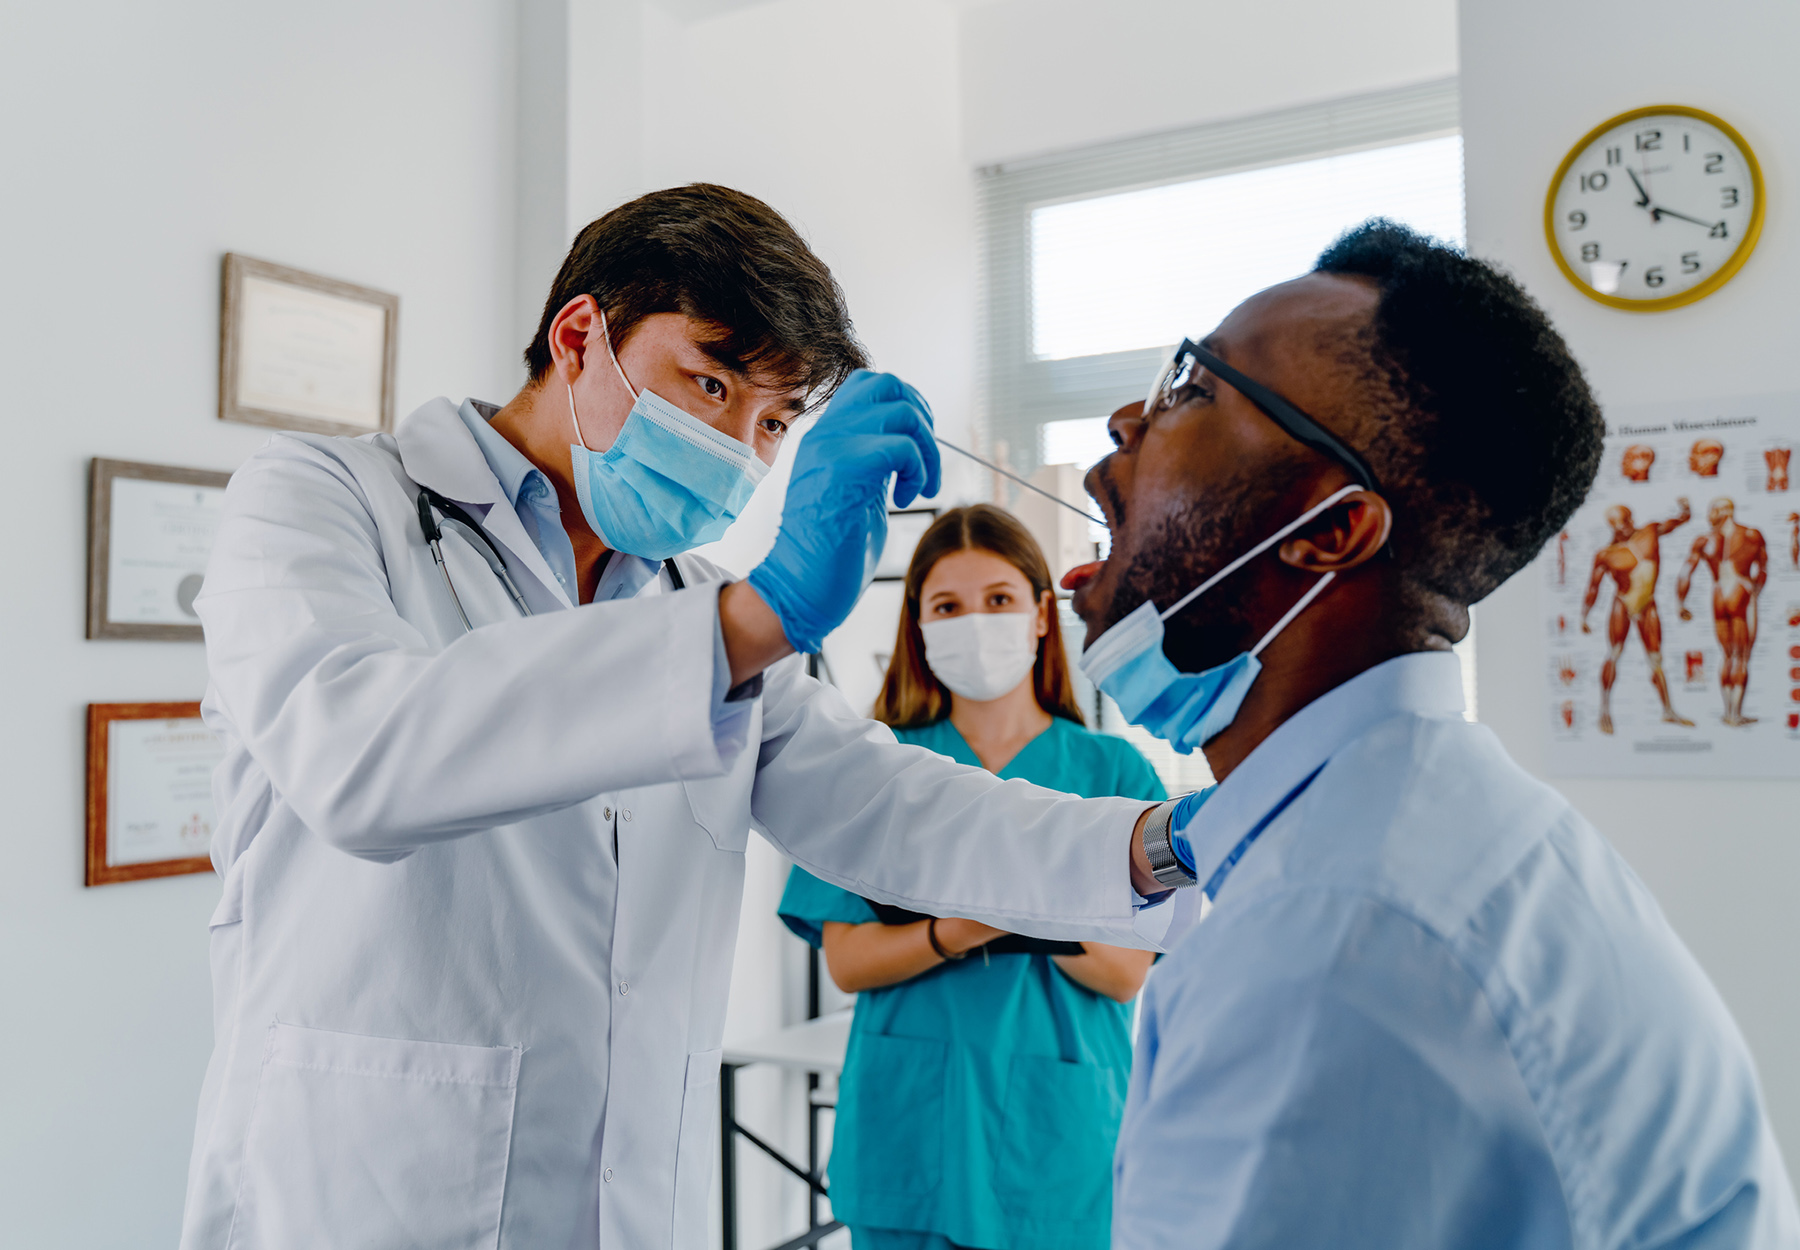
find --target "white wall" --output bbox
[1459,0,1800,1178]
[959,0,1458,166]
[0,1,519,1243]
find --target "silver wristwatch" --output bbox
[1140,796,1199,889]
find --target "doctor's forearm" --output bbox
[719,581,795,687]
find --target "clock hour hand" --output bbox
[1651,206,1725,230]
[1625,167,1653,209]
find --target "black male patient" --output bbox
[1065,221,1797,1248]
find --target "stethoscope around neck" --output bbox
[417,487,535,632]
[416,486,687,633]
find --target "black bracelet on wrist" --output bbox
[927,917,965,961]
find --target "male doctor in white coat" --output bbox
[180,184,1188,1250]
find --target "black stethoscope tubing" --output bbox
[417,487,535,631]
[416,487,686,633]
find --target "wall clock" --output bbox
[1545,105,1763,312]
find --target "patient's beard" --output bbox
[1100,465,1306,674]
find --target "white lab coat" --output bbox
[179,397,1156,1250]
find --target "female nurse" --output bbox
[778,504,1166,1250]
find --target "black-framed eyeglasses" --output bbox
[1146,338,1381,494]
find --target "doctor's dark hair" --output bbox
[873,505,1087,730]
[525,184,867,402]
[1313,219,1604,606]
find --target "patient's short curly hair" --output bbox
[1315,220,1603,606]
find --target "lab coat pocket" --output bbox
[682,751,755,853]
[671,1047,723,1246]
[994,1054,1126,1238]
[228,1021,521,1250]
[832,1033,945,1197]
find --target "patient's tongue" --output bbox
[1061,560,1104,592]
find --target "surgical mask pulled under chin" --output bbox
[1078,486,1359,754]
[921,611,1040,702]
[567,317,768,560]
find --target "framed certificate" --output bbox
[220,252,399,437]
[85,702,223,886]
[87,458,232,641]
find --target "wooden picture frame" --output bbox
[85,702,220,886]
[87,458,232,641]
[220,252,399,437]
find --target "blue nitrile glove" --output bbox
[1169,786,1216,874]
[748,370,941,655]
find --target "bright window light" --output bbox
[1030,135,1465,360]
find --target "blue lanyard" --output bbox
[1200,763,1326,903]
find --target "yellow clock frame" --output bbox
[1544,104,1765,313]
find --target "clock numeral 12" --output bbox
[1636,129,1661,151]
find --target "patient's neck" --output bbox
[949,681,1053,775]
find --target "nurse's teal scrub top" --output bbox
[778,716,1166,1250]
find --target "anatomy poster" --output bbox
[1541,393,1800,777]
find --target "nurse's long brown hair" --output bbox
[872,504,1087,731]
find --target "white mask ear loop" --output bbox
[568,307,639,453]
[1158,484,1362,623]
[1250,571,1335,657]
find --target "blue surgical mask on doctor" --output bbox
[567,311,770,560]
[1078,485,1360,754]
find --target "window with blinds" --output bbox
[977,80,1474,789]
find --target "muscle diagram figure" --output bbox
[1787,513,1798,570]
[1689,439,1723,478]
[1678,498,1768,727]
[1622,444,1656,483]
[1582,499,1694,735]
[1768,446,1792,492]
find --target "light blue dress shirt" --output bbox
[1118,651,1797,1249]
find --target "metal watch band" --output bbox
[1141,796,1199,889]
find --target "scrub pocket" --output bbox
[994,1054,1126,1232]
[832,1033,946,1198]
[672,1048,723,1248]
[227,1021,521,1250]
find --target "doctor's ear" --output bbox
[1278,491,1392,573]
[545,295,602,383]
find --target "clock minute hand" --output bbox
[1651,206,1723,230]
[1625,167,1653,209]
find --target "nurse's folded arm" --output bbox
[819,917,1006,992]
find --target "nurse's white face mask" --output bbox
[920,611,1040,703]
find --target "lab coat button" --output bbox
[602,806,612,821]
[604,1168,613,1182]
[622,809,632,821]
[619,981,629,995]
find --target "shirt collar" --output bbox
[456,398,543,509]
[1181,651,1466,877]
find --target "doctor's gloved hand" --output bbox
[747,371,941,656]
